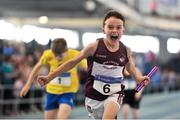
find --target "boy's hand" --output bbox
[38,75,49,87]
[135,76,150,92]
[20,84,30,97]
[142,76,150,86]
[135,66,158,92]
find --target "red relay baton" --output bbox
[135,66,158,92]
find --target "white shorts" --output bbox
[85,93,123,119]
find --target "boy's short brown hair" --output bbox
[103,10,125,27]
[51,38,67,55]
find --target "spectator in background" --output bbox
[168,51,180,74]
[3,43,16,57]
[0,55,16,115]
[148,69,161,93]
[161,65,177,92]
[150,0,158,16]
[0,54,5,114]
[144,51,156,76]
[14,55,32,113]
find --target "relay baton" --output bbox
[135,66,158,92]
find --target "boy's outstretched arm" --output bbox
[125,47,150,85]
[20,62,42,97]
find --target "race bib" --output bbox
[50,72,71,86]
[93,75,123,95]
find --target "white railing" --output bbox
[0,85,45,116]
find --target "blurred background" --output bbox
[0,0,180,119]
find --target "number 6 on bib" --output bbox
[93,74,124,95]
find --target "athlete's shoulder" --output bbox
[43,49,52,54]
[42,49,53,56]
[68,49,80,54]
[39,49,54,64]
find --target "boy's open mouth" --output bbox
[110,34,118,41]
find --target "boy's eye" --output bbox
[117,26,123,29]
[108,26,114,29]
[117,26,121,29]
[107,25,123,30]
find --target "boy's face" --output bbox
[54,51,67,61]
[103,17,124,42]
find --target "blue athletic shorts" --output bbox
[45,92,75,111]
